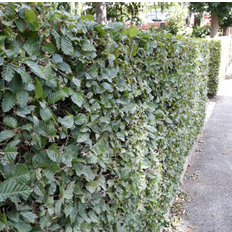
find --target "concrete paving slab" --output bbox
[179,78,232,232]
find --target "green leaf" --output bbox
[61,36,74,55]
[81,41,96,52]
[47,89,65,103]
[0,130,15,143]
[15,18,26,32]
[40,107,53,122]
[52,31,61,50]
[0,35,6,46]
[8,218,32,232]
[166,118,172,124]
[11,163,31,184]
[42,43,57,54]
[66,226,72,232]
[52,54,63,64]
[26,61,46,80]
[0,180,31,202]
[7,208,19,223]
[5,2,15,18]
[2,92,15,112]
[56,62,71,73]
[85,181,98,193]
[25,9,36,23]
[16,90,29,108]
[127,26,139,38]
[46,149,59,162]
[71,91,84,107]
[155,112,163,120]
[3,117,18,128]
[27,19,39,31]
[74,114,87,125]
[58,115,74,129]
[81,15,95,21]
[3,26,14,40]
[2,64,15,82]
[4,139,20,164]
[14,67,32,84]
[20,211,37,223]
[35,78,44,99]
[0,210,6,230]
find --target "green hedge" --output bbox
[207,37,232,96]
[0,3,209,231]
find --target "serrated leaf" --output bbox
[25,9,36,23]
[46,149,59,162]
[0,130,15,142]
[127,26,139,38]
[7,208,19,223]
[56,62,71,73]
[8,218,32,232]
[58,115,74,129]
[52,54,63,64]
[16,90,28,108]
[2,64,15,82]
[15,18,26,32]
[0,180,32,202]
[26,61,46,80]
[72,77,80,87]
[0,35,6,47]
[81,41,96,52]
[4,139,20,164]
[2,92,15,112]
[74,114,87,125]
[40,107,52,122]
[47,89,65,103]
[20,211,37,223]
[71,91,84,107]
[61,36,74,55]
[11,163,30,184]
[42,42,56,54]
[14,67,32,84]
[5,2,15,18]
[23,37,39,56]
[3,26,14,40]
[27,19,39,31]
[85,181,98,193]
[35,78,44,99]
[3,117,17,128]
[52,31,61,50]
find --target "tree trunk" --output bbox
[223,27,230,36]
[96,2,107,25]
[210,13,219,38]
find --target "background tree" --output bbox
[84,2,142,25]
[96,2,107,24]
[189,2,232,38]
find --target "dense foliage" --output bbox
[207,37,232,96]
[0,3,209,231]
[192,25,211,38]
[160,3,192,36]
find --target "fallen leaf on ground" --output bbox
[223,148,232,155]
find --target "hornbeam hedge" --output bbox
[208,37,232,96]
[0,3,209,231]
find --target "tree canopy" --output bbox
[189,2,232,37]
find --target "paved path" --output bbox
[180,77,232,232]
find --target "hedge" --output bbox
[207,37,232,96]
[0,3,209,231]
